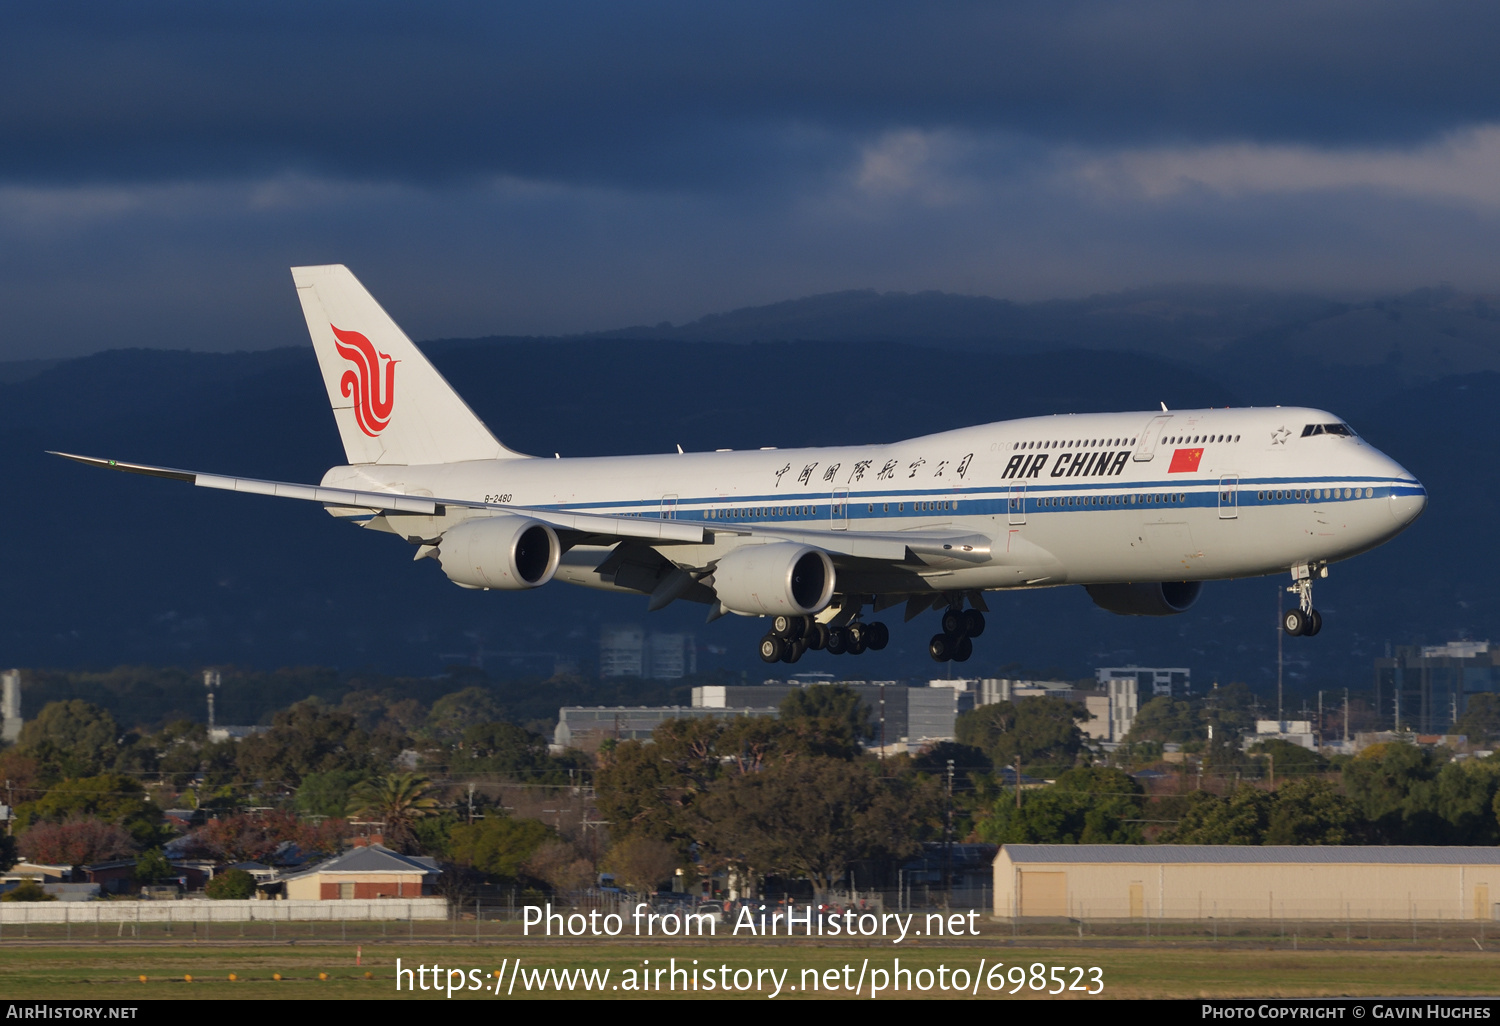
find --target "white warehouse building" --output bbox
[994,844,1500,921]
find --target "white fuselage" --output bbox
[321,406,1426,597]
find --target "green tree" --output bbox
[1342,742,1443,843]
[13,773,162,845]
[1248,738,1330,780]
[236,700,399,788]
[17,701,118,779]
[1,879,55,902]
[448,815,555,880]
[975,766,1145,845]
[1456,695,1500,746]
[603,835,681,893]
[1436,758,1500,845]
[205,868,257,900]
[1163,786,1274,844]
[592,717,726,844]
[1123,697,1203,746]
[777,684,871,759]
[955,697,1088,776]
[296,770,369,818]
[425,687,505,741]
[1262,778,1364,844]
[692,757,931,897]
[134,848,173,886]
[457,722,554,779]
[345,773,441,852]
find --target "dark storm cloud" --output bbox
[4,1,1500,188]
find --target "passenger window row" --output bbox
[1164,434,1239,444]
[1012,436,1137,451]
[1257,487,1373,501]
[1039,493,1186,507]
[706,506,819,519]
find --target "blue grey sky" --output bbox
[2,1,1499,358]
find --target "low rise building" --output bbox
[995,844,1500,920]
[278,845,440,900]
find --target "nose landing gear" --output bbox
[1283,563,1326,637]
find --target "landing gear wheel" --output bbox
[805,623,829,651]
[1282,608,1308,636]
[929,633,955,662]
[941,608,967,636]
[825,627,848,655]
[759,634,786,663]
[781,640,806,664]
[952,636,973,662]
[865,622,889,650]
[771,615,803,640]
[1304,609,1323,637]
[845,623,866,651]
[962,610,986,638]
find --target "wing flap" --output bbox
[51,451,707,544]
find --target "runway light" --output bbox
[273,973,282,981]
[319,973,328,981]
[228,973,237,981]
[184,975,192,983]
[364,971,373,980]
[138,976,146,983]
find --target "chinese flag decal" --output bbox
[1168,448,1204,474]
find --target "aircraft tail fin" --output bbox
[291,264,523,466]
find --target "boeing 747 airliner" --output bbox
[56,265,1427,664]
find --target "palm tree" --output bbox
[345,773,441,852]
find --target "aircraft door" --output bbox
[1133,415,1173,462]
[831,488,849,530]
[1007,484,1027,525]
[660,494,678,520]
[1217,476,1238,519]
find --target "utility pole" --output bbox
[1344,688,1349,745]
[944,759,954,895]
[1317,690,1323,749]
[1276,587,1284,726]
[467,782,475,825]
[1014,757,1022,810]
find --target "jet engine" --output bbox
[438,515,560,590]
[712,542,835,616]
[1085,581,1203,616]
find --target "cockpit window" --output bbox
[1301,423,1355,438]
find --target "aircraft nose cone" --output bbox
[1389,486,1427,526]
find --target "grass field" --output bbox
[3,930,1499,1000]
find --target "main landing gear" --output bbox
[930,606,985,663]
[759,614,889,664]
[1282,563,1326,637]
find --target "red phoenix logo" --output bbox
[331,325,397,437]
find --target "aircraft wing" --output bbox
[49,452,709,545]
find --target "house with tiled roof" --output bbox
[277,844,441,900]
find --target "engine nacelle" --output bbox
[1085,581,1203,616]
[712,542,835,617]
[438,516,560,590]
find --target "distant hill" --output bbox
[579,283,1500,401]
